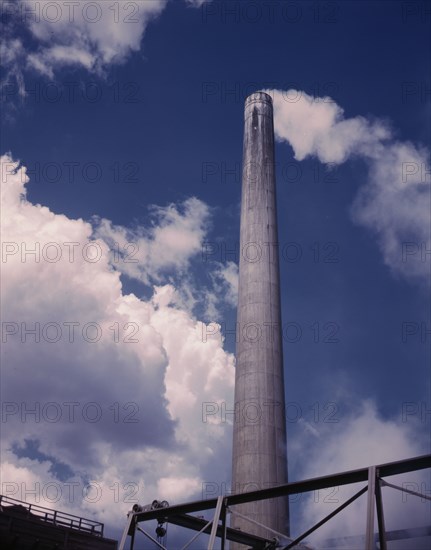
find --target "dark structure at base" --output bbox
[0,495,117,550]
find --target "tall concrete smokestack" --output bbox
[231,91,289,543]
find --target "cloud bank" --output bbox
[266,88,430,285]
[0,153,235,526]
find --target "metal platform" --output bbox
[0,495,117,549]
[119,454,431,550]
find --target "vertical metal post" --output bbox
[375,470,387,550]
[220,499,228,550]
[365,466,376,550]
[118,512,135,550]
[130,519,135,550]
[208,496,223,550]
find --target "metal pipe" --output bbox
[381,479,431,500]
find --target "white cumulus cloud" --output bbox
[0,153,234,526]
[265,88,430,285]
[22,0,167,74]
[93,197,210,286]
[1,0,207,106]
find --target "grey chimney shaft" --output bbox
[231,92,289,543]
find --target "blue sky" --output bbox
[1,0,430,547]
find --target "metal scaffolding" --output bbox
[119,454,430,550]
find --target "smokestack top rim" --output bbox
[245,91,273,107]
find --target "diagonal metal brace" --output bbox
[281,485,368,549]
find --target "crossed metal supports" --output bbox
[119,454,430,550]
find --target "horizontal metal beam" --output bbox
[385,525,431,541]
[227,454,431,507]
[132,455,430,523]
[133,498,219,523]
[323,525,431,547]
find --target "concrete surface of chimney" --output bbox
[231,91,289,546]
